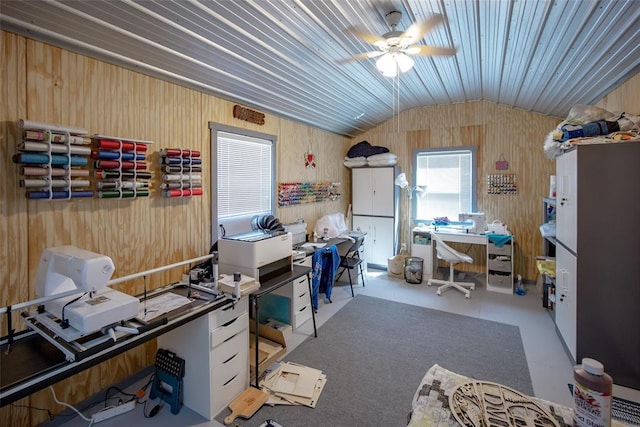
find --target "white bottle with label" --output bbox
[573,358,613,427]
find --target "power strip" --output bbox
[92,400,136,423]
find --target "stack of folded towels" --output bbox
[343,140,398,168]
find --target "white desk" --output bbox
[432,228,488,245]
[414,227,514,294]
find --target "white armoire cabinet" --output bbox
[351,167,398,269]
[554,142,640,391]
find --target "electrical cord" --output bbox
[9,402,54,421]
[49,385,93,425]
[104,385,137,407]
[60,292,87,329]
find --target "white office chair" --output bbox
[427,232,475,299]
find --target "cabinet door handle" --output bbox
[560,197,567,206]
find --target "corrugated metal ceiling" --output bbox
[1,0,639,138]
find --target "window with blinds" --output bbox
[210,124,276,240]
[413,146,477,221]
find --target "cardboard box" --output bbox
[249,321,287,380]
[263,318,292,340]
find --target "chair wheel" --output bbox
[436,290,441,296]
[465,294,470,299]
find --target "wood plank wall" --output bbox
[0,31,349,426]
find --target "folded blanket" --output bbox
[343,159,366,168]
[346,140,389,158]
[366,152,397,161]
[367,158,397,166]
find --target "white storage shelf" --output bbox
[486,242,513,294]
[271,256,312,330]
[410,230,433,282]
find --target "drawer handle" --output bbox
[222,317,238,327]
[223,330,242,343]
[298,305,308,313]
[223,352,238,365]
[223,374,238,386]
[222,304,236,312]
[298,292,307,298]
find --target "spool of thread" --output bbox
[233,272,241,299]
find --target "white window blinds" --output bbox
[414,148,476,221]
[217,131,273,219]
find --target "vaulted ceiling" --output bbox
[2,0,639,138]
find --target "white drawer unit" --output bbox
[271,256,312,329]
[158,297,249,420]
[486,241,513,293]
[410,229,433,282]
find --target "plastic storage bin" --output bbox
[404,257,424,284]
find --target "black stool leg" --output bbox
[359,264,365,287]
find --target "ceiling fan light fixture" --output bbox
[396,53,414,72]
[376,52,414,77]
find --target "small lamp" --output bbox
[395,173,426,199]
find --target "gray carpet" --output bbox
[220,295,532,427]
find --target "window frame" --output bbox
[412,145,478,222]
[209,122,277,245]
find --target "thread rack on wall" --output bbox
[277,181,341,207]
[12,119,93,200]
[92,135,153,199]
[159,148,203,198]
[487,174,517,195]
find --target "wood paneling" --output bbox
[1,31,349,425]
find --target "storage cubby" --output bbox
[486,241,513,293]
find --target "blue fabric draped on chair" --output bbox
[311,245,340,311]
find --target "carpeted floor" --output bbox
[219,295,532,426]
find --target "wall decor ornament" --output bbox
[233,104,265,125]
[305,150,316,168]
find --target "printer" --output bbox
[218,230,292,284]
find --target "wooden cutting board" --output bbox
[224,387,270,425]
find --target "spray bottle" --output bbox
[515,274,526,295]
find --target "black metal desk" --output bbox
[250,264,313,387]
[0,284,234,406]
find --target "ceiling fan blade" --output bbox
[400,14,445,45]
[337,51,385,64]
[405,45,457,56]
[345,26,387,47]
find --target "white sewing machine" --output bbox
[34,246,139,339]
[458,212,487,233]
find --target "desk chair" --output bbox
[335,236,366,297]
[427,233,475,299]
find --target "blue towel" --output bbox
[487,234,513,247]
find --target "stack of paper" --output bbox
[260,362,326,408]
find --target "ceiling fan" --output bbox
[341,10,457,77]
